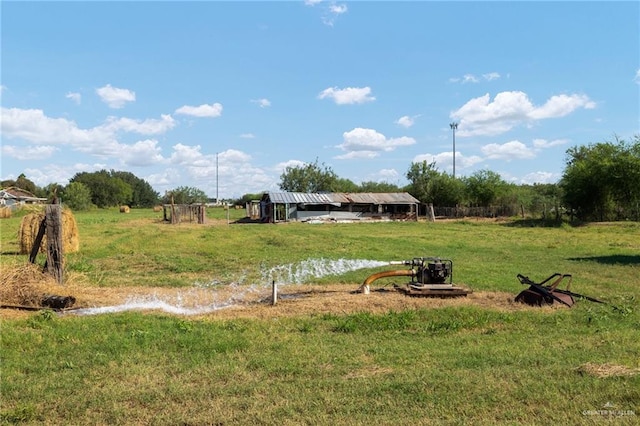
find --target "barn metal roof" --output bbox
[265,192,419,205]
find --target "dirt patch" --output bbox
[577,363,640,378]
[1,280,551,321]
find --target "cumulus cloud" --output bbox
[395,115,418,128]
[413,151,484,172]
[0,107,176,166]
[634,69,640,84]
[66,92,81,104]
[483,72,501,81]
[449,72,501,84]
[251,98,271,108]
[318,86,375,105]
[119,139,165,167]
[341,128,415,151]
[175,103,223,118]
[336,127,415,159]
[532,138,569,149]
[450,91,596,137]
[275,160,307,173]
[1,107,104,146]
[481,140,536,161]
[518,171,559,185]
[96,84,136,108]
[378,168,399,180]
[102,114,176,135]
[1,144,58,160]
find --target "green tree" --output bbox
[463,170,507,207]
[15,173,38,194]
[110,170,159,207]
[333,177,359,193]
[359,181,402,193]
[62,182,93,210]
[163,186,208,204]
[561,137,640,221]
[279,159,338,193]
[405,161,464,205]
[70,170,133,208]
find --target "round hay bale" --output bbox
[153,205,162,212]
[120,205,130,213]
[0,207,12,219]
[18,208,80,255]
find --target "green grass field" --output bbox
[1,208,638,425]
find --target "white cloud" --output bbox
[102,114,176,135]
[337,128,415,158]
[518,171,560,185]
[275,160,307,173]
[378,168,399,180]
[251,98,271,108]
[450,91,596,137]
[483,72,501,81]
[634,69,640,84]
[1,107,105,146]
[395,115,418,128]
[0,85,6,93]
[329,4,348,14]
[481,140,536,161]
[66,92,81,104]
[175,103,223,118]
[334,151,379,160]
[96,84,136,108]
[304,0,322,5]
[413,151,484,172]
[1,144,58,160]
[239,133,256,139]
[118,139,165,167]
[0,107,174,163]
[528,94,596,119]
[450,72,501,84]
[532,138,569,149]
[463,74,479,83]
[318,86,375,105]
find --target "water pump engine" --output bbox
[360,257,471,297]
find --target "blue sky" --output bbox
[1,1,639,199]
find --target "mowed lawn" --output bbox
[1,208,639,425]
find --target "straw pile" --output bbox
[119,205,130,213]
[0,263,63,307]
[18,208,80,255]
[0,207,11,219]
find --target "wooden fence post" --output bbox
[45,204,64,284]
[427,203,435,222]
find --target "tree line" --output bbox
[1,170,208,211]
[2,136,638,221]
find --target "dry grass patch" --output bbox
[578,362,640,378]
[0,263,69,306]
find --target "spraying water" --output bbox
[69,258,390,316]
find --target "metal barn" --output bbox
[260,192,419,223]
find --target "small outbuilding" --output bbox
[0,187,47,210]
[260,191,419,223]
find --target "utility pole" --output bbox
[449,122,458,179]
[216,152,219,204]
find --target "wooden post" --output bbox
[427,203,435,222]
[45,204,64,284]
[272,280,278,306]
